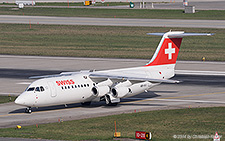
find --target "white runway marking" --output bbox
[176,70,225,76]
[1,15,225,29]
[16,82,31,85]
[0,92,19,95]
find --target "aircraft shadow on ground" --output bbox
[9,91,175,114]
[119,103,166,107]
[173,74,225,87]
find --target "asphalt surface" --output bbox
[0,55,225,131]
[1,55,225,95]
[1,15,225,29]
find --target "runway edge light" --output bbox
[16,125,22,129]
[202,57,206,61]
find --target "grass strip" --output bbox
[0,95,16,104]
[0,107,224,140]
[0,7,225,20]
[0,23,224,61]
[36,2,129,6]
[0,2,129,6]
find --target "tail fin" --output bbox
[145,31,213,67]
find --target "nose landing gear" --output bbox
[25,107,32,113]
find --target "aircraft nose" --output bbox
[15,95,25,105]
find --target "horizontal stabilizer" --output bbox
[147,32,214,38]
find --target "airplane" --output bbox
[15,31,213,113]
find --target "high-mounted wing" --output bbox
[89,73,179,84]
[29,70,92,79]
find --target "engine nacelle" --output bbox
[97,78,113,86]
[91,79,113,97]
[110,80,132,98]
[114,80,132,88]
[126,81,152,97]
[92,86,110,97]
[111,87,130,98]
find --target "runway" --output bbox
[1,15,225,28]
[0,55,225,128]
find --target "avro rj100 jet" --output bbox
[15,31,213,113]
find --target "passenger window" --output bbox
[40,86,45,92]
[71,85,74,88]
[78,85,80,88]
[65,86,67,89]
[75,85,77,88]
[27,87,35,91]
[84,84,86,87]
[81,85,83,87]
[68,86,70,89]
[87,84,89,87]
[35,87,40,92]
[61,87,64,90]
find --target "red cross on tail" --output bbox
[145,31,213,67]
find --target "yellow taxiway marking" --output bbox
[162,91,225,100]
[0,113,25,117]
[1,91,225,117]
[0,106,81,117]
[33,106,82,114]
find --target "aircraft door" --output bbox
[47,82,57,97]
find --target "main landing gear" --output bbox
[25,107,32,113]
[105,95,118,106]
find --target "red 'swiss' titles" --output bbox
[56,79,75,86]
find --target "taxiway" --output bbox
[1,15,225,29]
[0,55,225,128]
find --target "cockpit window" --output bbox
[40,86,45,92]
[27,87,35,91]
[35,87,40,92]
[26,86,45,92]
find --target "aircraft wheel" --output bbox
[105,95,118,106]
[25,107,32,113]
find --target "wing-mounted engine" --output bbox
[111,80,132,98]
[111,81,153,98]
[126,81,152,97]
[90,74,155,105]
[91,79,113,97]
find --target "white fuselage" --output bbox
[15,64,175,107]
